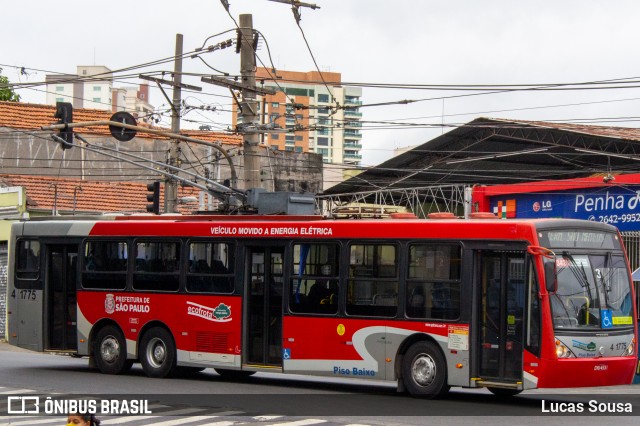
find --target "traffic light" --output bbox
[54,102,73,149]
[146,181,160,214]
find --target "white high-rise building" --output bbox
[45,66,153,122]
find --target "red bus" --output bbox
[7,215,638,398]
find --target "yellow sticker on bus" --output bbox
[612,316,633,325]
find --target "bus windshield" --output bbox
[550,252,633,329]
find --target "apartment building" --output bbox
[45,66,154,123]
[234,68,363,166]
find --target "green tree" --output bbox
[0,67,20,102]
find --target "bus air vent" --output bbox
[196,332,229,352]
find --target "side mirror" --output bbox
[544,260,557,294]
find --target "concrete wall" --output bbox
[0,128,323,194]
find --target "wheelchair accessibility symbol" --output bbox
[601,309,613,329]
[283,348,291,360]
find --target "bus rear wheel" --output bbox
[402,341,449,398]
[93,325,131,375]
[140,327,176,378]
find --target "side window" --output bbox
[289,243,340,314]
[133,241,180,292]
[16,239,41,280]
[346,244,398,317]
[82,240,128,290]
[406,244,461,320]
[186,242,235,293]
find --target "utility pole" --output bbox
[166,33,183,213]
[239,14,261,191]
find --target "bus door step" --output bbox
[476,380,521,389]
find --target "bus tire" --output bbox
[93,325,130,375]
[140,327,176,378]
[402,341,449,398]
[214,368,256,379]
[488,387,522,398]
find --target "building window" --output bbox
[295,146,302,152]
[271,102,279,108]
[93,86,101,92]
[318,93,330,103]
[93,97,101,103]
[271,133,280,140]
[295,135,303,141]
[56,97,64,103]
[317,137,329,146]
[55,86,64,92]
[285,146,294,151]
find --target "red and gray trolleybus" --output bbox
[6,215,638,398]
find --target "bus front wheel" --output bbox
[402,341,449,398]
[93,325,131,375]
[140,327,176,378]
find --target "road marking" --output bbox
[268,420,328,426]
[253,415,284,421]
[1,416,67,425]
[149,416,237,426]
[0,388,37,395]
[99,407,218,424]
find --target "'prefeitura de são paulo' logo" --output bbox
[187,301,232,322]
[105,294,115,314]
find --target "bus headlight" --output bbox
[555,339,572,358]
[625,339,635,356]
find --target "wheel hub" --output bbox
[412,353,436,386]
[100,336,120,364]
[148,338,166,368]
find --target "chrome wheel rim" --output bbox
[411,353,436,387]
[147,337,167,368]
[100,336,120,364]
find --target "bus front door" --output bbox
[476,250,526,387]
[45,244,78,352]
[245,246,285,367]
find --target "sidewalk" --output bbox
[0,340,35,352]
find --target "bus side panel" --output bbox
[77,292,242,367]
[282,316,466,384]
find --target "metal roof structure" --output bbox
[319,117,640,217]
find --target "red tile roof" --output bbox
[0,174,205,215]
[0,101,241,144]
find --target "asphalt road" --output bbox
[0,342,639,425]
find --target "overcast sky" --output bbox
[3,0,640,166]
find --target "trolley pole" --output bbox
[239,14,261,191]
[166,33,184,213]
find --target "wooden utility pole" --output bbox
[166,33,183,213]
[239,14,261,191]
